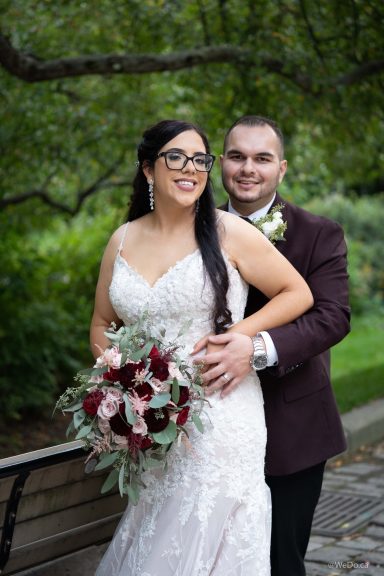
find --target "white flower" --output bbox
[261,220,280,238]
[97,397,120,419]
[251,203,287,244]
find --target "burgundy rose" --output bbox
[105,360,146,389]
[109,402,132,436]
[139,436,153,450]
[176,406,190,426]
[150,356,169,381]
[144,407,169,432]
[83,389,104,416]
[177,386,190,406]
[149,345,160,359]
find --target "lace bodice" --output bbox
[97,242,271,576]
[109,249,248,355]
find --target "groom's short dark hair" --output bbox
[223,115,285,158]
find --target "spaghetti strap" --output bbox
[118,222,129,254]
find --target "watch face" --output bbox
[253,354,268,370]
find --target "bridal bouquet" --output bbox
[55,319,205,504]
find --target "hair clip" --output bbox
[135,161,140,167]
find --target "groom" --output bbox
[195,115,350,576]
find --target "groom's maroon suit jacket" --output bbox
[222,193,349,476]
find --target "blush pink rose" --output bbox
[132,416,148,435]
[97,398,120,419]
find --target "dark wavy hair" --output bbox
[127,119,232,334]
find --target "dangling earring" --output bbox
[195,198,200,214]
[148,179,154,211]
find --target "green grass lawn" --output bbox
[331,312,384,413]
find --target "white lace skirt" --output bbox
[96,374,271,576]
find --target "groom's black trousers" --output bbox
[266,461,326,576]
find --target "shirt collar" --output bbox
[228,194,276,221]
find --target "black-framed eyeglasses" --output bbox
[157,151,215,172]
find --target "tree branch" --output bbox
[0,33,247,81]
[0,157,129,214]
[335,59,384,86]
[0,31,382,93]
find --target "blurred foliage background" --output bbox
[0,0,383,441]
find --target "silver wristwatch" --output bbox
[250,335,268,371]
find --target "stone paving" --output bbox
[306,440,384,576]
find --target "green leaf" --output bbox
[64,401,83,413]
[118,463,125,497]
[73,409,86,429]
[152,420,177,444]
[177,319,192,338]
[145,457,163,469]
[75,424,93,439]
[127,482,139,505]
[101,469,119,494]
[94,451,119,470]
[123,394,137,424]
[192,413,204,434]
[129,348,146,362]
[66,419,75,437]
[142,340,154,356]
[148,392,171,408]
[171,377,180,404]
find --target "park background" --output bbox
[0,0,383,456]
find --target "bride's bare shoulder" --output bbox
[215,208,253,237]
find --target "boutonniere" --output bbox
[251,204,287,244]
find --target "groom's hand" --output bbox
[192,332,253,397]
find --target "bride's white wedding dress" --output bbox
[96,238,271,575]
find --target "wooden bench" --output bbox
[0,441,126,575]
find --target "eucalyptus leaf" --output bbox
[75,424,93,439]
[94,451,119,470]
[64,401,83,413]
[171,377,180,404]
[145,457,163,469]
[148,393,171,408]
[66,419,75,437]
[123,394,137,425]
[129,348,145,362]
[142,340,154,356]
[101,469,119,494]
[118,463,125,497]
[73,409,86,429]
[127,483,139,505]
[192,413,204,434]
[177,319,193,338]
[152,420,177,444]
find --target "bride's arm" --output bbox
[192,212,313,395]
[89,229,123,359]
[222,212,313,334]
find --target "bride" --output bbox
[91,119,313,575]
